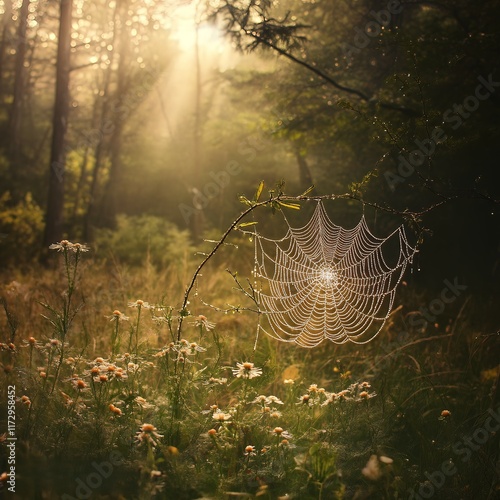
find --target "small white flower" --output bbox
[128,299,152,309]
[212,410,231,422]
[108,310,129,322]
[49,240,89,253]
[194,314,216,331]
[136,423,163,447]
[232,361,262,379]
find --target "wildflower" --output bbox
[128,299,152,309]
[284,378,295,385]
[20,395,31,408]
[109,404,122,416]
[362,454,393,480]
[127,362,139,373]
[29,337,37,345]
[94,357,105,364]
[299,394,311,405]
[336,389,351,400]
[362,454,382,481]
[151,470,162,478]
[49,240,72,252]
[439,409,452,420]
[358,390,377,401]
[0,472,9,482]
[98,374,108,383]
[166,446,179,456]
[39,371,47,379]
[136,423,163,447]
[189,342,207,354]
[272,427,292,439]
[213,410,231,422]
[232,361,263,379]
[72,242,90,252]
[49,339,60,347]
[251,395,268,405]
[244,445,256,456]
[49,240,89,253]
[108,310,129,322]
[208,429,217,437]
[135,396,154,409]
[270,410,282,418]
[75,379,87,390]
[114,370,127,381]
[194,314,216,331]
[266,395,284,405]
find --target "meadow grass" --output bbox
[0,242,498,499]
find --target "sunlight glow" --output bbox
[170,3,227,56]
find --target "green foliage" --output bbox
[0,192,44,265]
[0,240,498,499]
[94,214,195,268]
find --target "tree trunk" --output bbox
[0,1,13,100]
[98,0,130,229]
[295,149,314,189]
[190,22,205,241]
[42,0,73,248]
[82,2,119,241]
[8,0,29,179]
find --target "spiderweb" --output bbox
[252,202,416,347]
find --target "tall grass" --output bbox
[0,241,498,499]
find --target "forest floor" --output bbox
[0,244,499,499]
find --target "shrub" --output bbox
[0,191,44,266]
[94,214,195,268]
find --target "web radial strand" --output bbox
[254,201,416,347]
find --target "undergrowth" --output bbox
[0,240,498,499]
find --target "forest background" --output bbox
[0,0,499,498]
[0,0,498,288]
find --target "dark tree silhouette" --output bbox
[43,0,73,248]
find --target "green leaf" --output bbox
[300,185,315,197]
[238,221,258,228]
[253,180,264,202]
[238,195,253,207]
[278,201,301,210]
